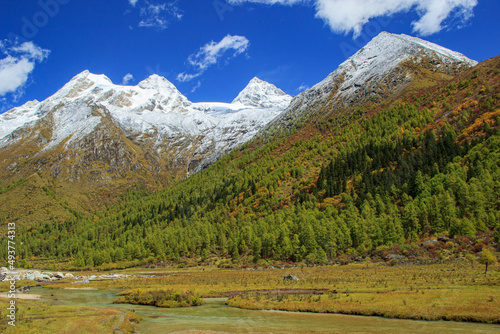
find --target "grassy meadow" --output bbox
[0,297,140,334]
[10,259,495,325]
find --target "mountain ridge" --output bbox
[5,53,498,269]
[268,32,477,134]
[0,32,479,225]
[0,73,292,222]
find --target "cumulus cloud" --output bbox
[0,41,50,97]
[138,1,183,30]
[122,73,134,85]
[128,0,139,6]
[177,34,250,82]
[410,0,477,36]
[314,0,478,37]
[229,0,478,37]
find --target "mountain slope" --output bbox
[5,44,499,269]
[270,32,477,133]
[0,74,291,222]
[0,173,76,226]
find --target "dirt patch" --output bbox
[0,293,41,300]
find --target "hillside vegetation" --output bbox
[1,56,499,269]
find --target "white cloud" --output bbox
[410,0,477,36]
[296,83,309,92]
[177,34,250,82]
[122,73,134,85]
[176,72,202,83]
[191,80,202,93]
[229,0,305,4]
[229,0,478,37]
[138,1,183,30]
[128,0,139,6]
[188,35,249,71]
[0,41,50,97]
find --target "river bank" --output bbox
[30,289,500,333]
[1,261,498,332]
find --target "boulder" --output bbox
[65,273,74,278]
[35,274,51,281]
[74,278,90,284]
[283,274,299,281]
[55,272,65,279]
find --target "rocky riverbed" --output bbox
[0,267,157,283]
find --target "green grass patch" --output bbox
[114,288,204,308]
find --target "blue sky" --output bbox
[0,0,499,112]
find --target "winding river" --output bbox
[30,287,499,333]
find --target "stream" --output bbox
[29,287,500,333]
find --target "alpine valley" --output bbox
[0,32,499,273]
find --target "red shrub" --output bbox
[473,244,485,253]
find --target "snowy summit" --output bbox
[232,77,292,109]
[0,73,292,173]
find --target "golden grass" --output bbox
[0,298,141,334]
[222,261,500,323]
[227,287,500,323]
[8,261,498,324]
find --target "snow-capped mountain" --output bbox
[1,72,290,150]
[232,77,292,109]
[0,73,291,210]
[270,32,477,131]
[0,31,478,218]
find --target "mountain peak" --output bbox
[232,77,292,109]
[49,70,114,100]
[271,32,478,135]
[249,77,265,84]
[70,70,113,85]
[306,32,477,98]
[137,74,176,90]
[345,32,477,71]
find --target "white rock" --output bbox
[35,274,51,281]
